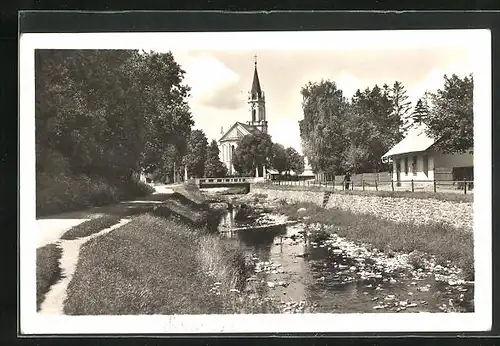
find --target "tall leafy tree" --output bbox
[347,84,398,172]
[184,129,208,178]
[285,147,305,175]
[299,80,349,175]
[424,73,473,154]
[232,132,273,176]
[204,140,228,178]
[270,143,287,174]
[35,49,194,212]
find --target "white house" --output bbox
[381,124,473,185]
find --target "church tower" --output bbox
[248,56,268,133]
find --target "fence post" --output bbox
[362,180,365,191]
[433,179,437,193]
[411,179,414,192]
[391,180,394,192]
[375,180,378,191]
[464,177,467,195]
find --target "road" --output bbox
[37,184,176,248]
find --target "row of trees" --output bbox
[183,129,227,178]
[36,49,194,214]
[299,74,473,176]
[183,129,305,179]
[232,132,305,177]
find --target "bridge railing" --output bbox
[195,177,255,185]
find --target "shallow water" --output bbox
[217,205,474,313]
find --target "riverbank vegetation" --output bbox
[36,243,63,311]
[253,182,473,203]
[277,202,473,280]
[63,214,277,315]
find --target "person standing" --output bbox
[344,171,351,190]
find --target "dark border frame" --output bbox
[15,10,500,342]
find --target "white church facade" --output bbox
[219,58,268,177]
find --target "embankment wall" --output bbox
[250,187,473,231]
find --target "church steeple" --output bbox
[251,56,262,99]
[248,55,267,134]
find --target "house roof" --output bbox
[381,124,437,159]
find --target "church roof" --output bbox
[219,121,261,142]
[251,62,262,98]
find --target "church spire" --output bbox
[251,55,262,99]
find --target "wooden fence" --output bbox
[269,175,474,195]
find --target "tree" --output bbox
[270,143,287,174]
[410,97,430,126]
[299,80,349,175]
[285,147,305,175]
[35,49,194,210]
[347,84,398,172]
[232,132,273,176]
[184,129,208,177]
[388,81,412,136]
[204,140,228,177]
[424,73,473,154]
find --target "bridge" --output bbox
[194,177,257,190]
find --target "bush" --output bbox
[36,169,154,217]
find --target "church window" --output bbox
[252,108,256,122]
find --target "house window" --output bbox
[412,156,417,176]
[404,157,409,175]
[423,155,429,177]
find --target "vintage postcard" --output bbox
[19,29,491,334]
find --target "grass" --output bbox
[277,202,474,280]
[60,215,122,240]
[63,214,278,315]
[36,244,63,311]
[253,182,473,203]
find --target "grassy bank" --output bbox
[60,215,122,240]
[253,182,473,203]
[63,214,276,315]
[36,244,63,311]
[277,202,474,280]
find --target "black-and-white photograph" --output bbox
[19,29,491,334]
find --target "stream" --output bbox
[212,195,474,314]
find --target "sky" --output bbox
[168,46,474,154]
[120,30,480,155]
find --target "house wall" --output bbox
[391,153,435,182]
[390,150,473,182]
[219,140,239,175]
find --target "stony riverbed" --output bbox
[212,194,474,314]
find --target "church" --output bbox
[218,57,268,177]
